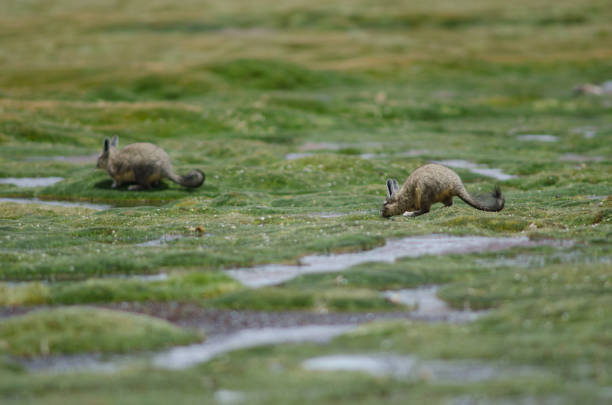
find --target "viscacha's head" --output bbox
[381,178,401,218]
[97,135,118,169]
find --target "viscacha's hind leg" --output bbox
[128,182,152,191]
[131,166,156,191]
[443,197,454,207]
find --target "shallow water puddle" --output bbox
[298,142,344,151]
[24,154,97,164]
[559,153,605,162]
[303,354,418,378]
[136,235,184,247]
[25,354,121,374]
[286,149,428,161]
[24,325,353,373]
[516,134,558,142]
[153,325,354,370]
[306,210,374,218]
[478,251,610,269]
[214,390,246,404]
[302,354,535,383]
[227,235,542,288]
[116,273,169,282]
[285,152,314,160]
[0,177,63,187]
[358,153,384,159]
[359,150,429,160]
[383,286,483,322]
[307,212,349,218]
[288,141,388,160]
[433,160,516,181]
[0,197,110,210]
[573,127,597,139]
[298,142,382,152]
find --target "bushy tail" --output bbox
[166,169,205,188]
[456,185,504,212]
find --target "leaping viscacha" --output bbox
[382,163,504,218]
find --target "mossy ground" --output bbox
[0,0,611,403]
[0,307,201,357]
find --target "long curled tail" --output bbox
[166,169,205,188]
[456,185,504,212]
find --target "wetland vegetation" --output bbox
[0,0,610,403]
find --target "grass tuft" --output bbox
[0,307,201,357]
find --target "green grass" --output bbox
[0,0,611,403]
[209,287,400,312]
[1,272,240,305]
[0,307,201,357]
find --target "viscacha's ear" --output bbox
[391,179,400,194]
[103,137,110,153]
[110,134,118,148]
[386,179,395,198]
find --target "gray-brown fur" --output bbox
[381,163,504,218]
[96,135,205,190]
